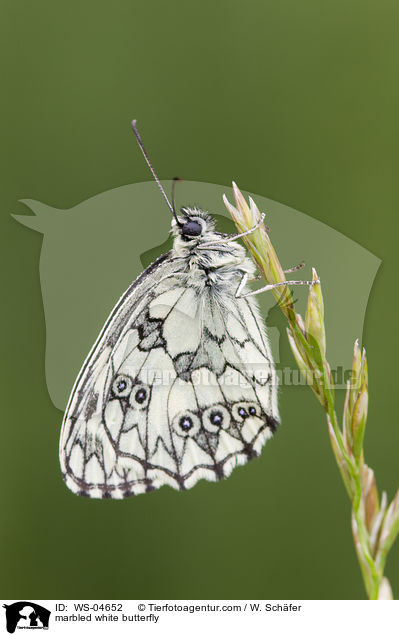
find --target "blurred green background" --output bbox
[1,0,398,600]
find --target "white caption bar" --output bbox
[1,599,397,636]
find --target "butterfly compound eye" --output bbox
[181,220,203,237]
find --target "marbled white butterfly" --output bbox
[59,121,307,499]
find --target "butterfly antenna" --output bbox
[171,177,182,217]
[131,120,181,225]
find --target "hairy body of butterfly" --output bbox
[59,207,280,498]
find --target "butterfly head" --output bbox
[171,206,250,270]
[172,207,216,243]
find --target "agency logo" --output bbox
[2,602,51,633]
[12,181,380,409]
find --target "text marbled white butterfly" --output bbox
[60,121,297,499]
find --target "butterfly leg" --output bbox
[253,262,304,278]
[235,272,268,296]
[235,274,320,298]
[235,273,250,298]
[283,260,305,273]
[199,214,268,249]
[225,213,267,242]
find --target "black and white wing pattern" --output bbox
[60,253,279,499]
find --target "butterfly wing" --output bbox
[60,252,180,497]
[60,255,279,499]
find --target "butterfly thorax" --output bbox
[171,207,256,295]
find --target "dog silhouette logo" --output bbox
[2,602,50,633]
[12,182,380,409]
